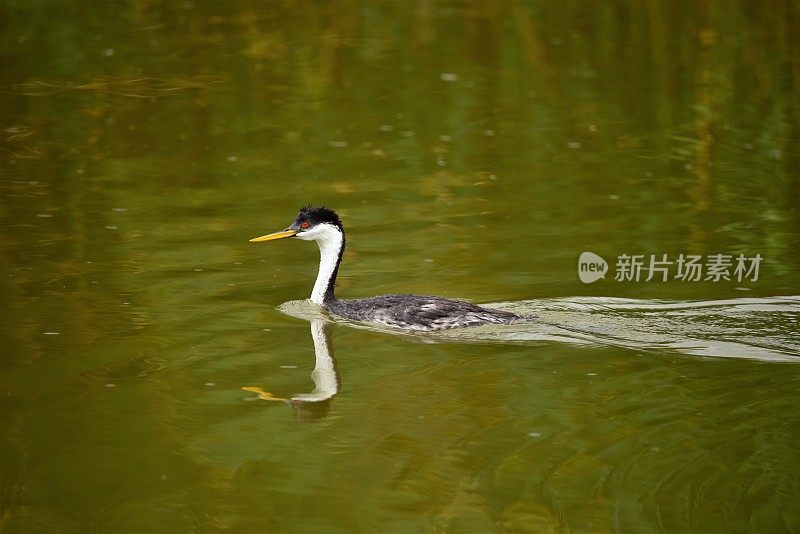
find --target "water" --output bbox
[2,1,799,532]
[280,296,800,361]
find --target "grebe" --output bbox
[250,205,523,331]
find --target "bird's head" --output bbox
[250,205,343,243]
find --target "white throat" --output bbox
[297,223,343,305]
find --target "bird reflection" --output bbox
[242,319,339,419]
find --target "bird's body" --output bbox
[251,206,523,331]
[327,293,520,331]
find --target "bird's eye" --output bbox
[300,222,310,229]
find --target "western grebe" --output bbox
[250,205,523,331]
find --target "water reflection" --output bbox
[243,319,339,419]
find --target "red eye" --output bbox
[300,222,310,229]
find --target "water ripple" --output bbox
[278,296,800,362]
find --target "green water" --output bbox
[2,1,799,532]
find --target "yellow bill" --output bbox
[242,386,288,402]
[249,229,298,242]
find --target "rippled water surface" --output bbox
[281,296,800,361]
[2,2,799,532]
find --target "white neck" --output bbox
[299,223,344,305]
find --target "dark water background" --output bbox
[2,2,799,531]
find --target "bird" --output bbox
[250,205,523,331]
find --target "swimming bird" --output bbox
[250,205,522,330]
